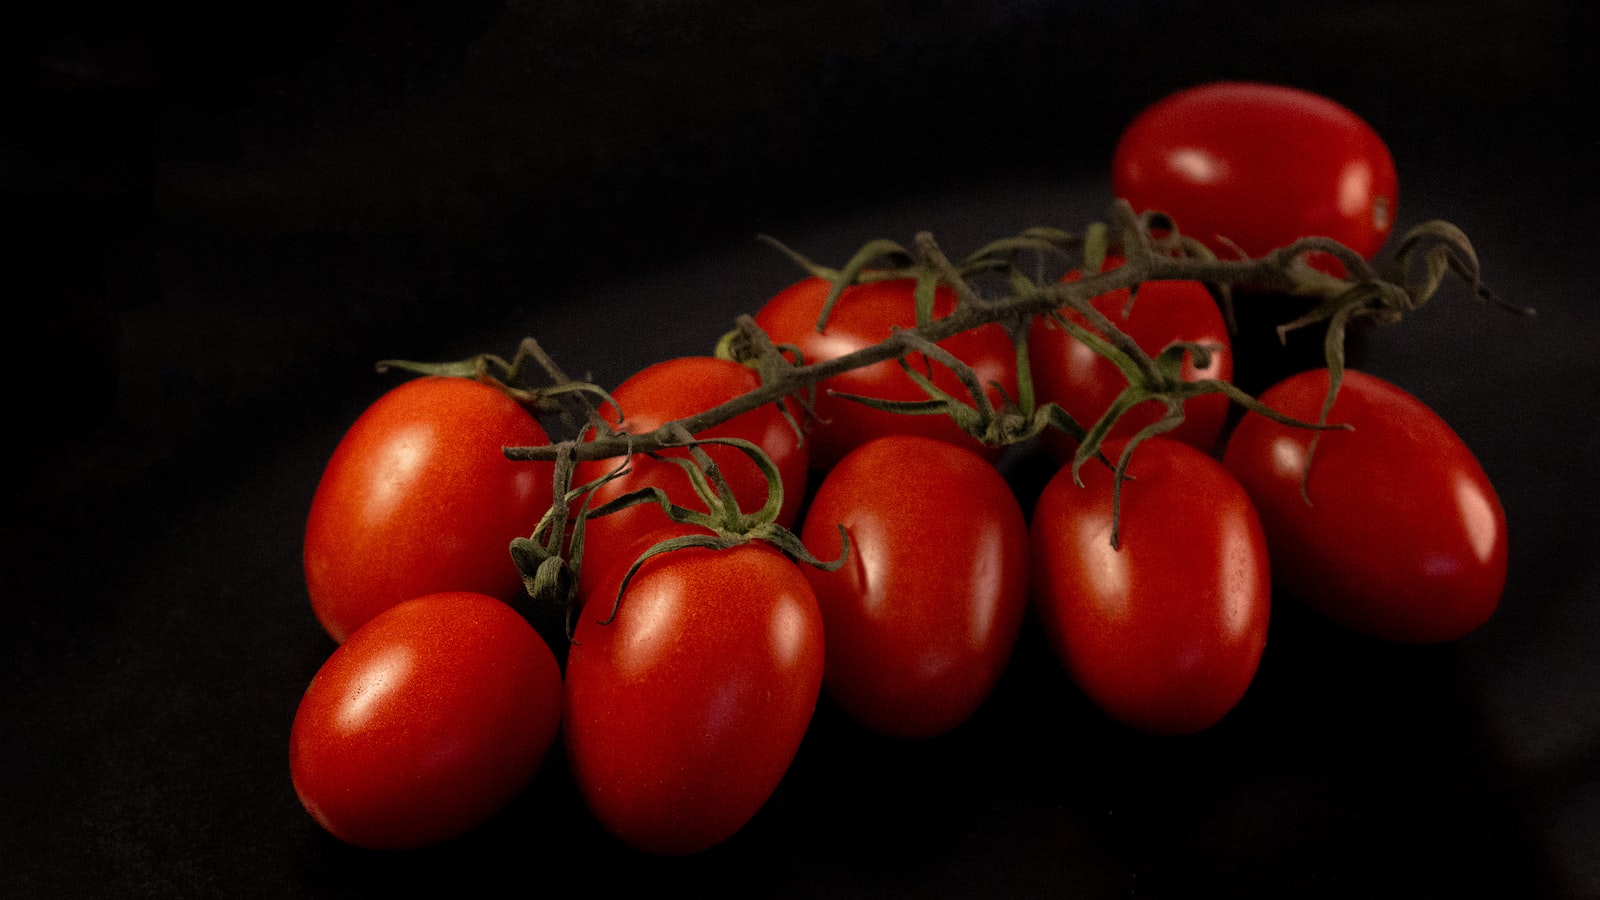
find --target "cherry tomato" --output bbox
[799,435,1029,738]
[1112,81,1398,263]
[564,527,825,855]
[304,376,555,643]
[1222,368,1507,643]
[1030,437,1271,735]
[1029,254,1233,460]
[575,356,807,553]
[753,276,1019,470]
[289,592,563,850]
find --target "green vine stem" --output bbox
[491,199,1524,551]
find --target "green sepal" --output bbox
[373,357,490,379]
[816,239,917,332]
[598,532,747,626]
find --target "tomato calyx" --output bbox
[1047,330,1343,549]
[1262,220,1535,501]
[1029,205,1532,527]
[376,341,553,406]
[982,211,1341,546]
[576,430,847,631]
[756,233,945,332]
[513,424,845,638]
[743,233,1033,448]
[821,325,1047,448]
[1273,218,1533,357]
[751,231,1093,452]
[376,337,625,439]
[711,316,811,445]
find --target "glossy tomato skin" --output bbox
[1112,81,1398,262]
[799,435,1029,738]
[1222,368,1507,643]
[1030,254,1233,460]
[753,276,1018,470]
[1030,438,1270,735]
[304,376,554,643]
[289,592,563,850]
[574,356,808,551]
[564,529,825,855]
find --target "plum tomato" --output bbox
[1029,254,1233,460]
[753,276,1018,470]
[1112,81,1398,263]
[304,376,555,643]
[1030,437,1271,735]
[799,434,1029,739]
[563,526,825,855]
[1222,368,1507,643]
[574,356,807,552]
[289,592,563,850]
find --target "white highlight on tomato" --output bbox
[1338,160,1375,222]
[1168,147,1226,185]
[364,424,431,521]
[966,526,1006,645]
[1077,512,1131,620]
[769,598,813,672]
[335,642,414,733]
[1269,434,1308,481]
[1216,511,1263,641]
[1455,473,1502,566]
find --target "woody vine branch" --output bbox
[498,199,1519,468]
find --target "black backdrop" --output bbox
[5,2,1599,897]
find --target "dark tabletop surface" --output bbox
[5,2,1598,897]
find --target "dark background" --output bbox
[4,2,1598,897]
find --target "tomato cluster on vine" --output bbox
[286,81,1526,855]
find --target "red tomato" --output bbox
[1112,81,1398,263]
[564,527,825,855]
[1030,437,1271,735]
[304,376,555,643]
[753,276,1019,470]
[289,592,563,850]
[1222,368,1507,643]
[1029,254,1233,460]
[799,435,1029,738]
[574,356,808,551]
